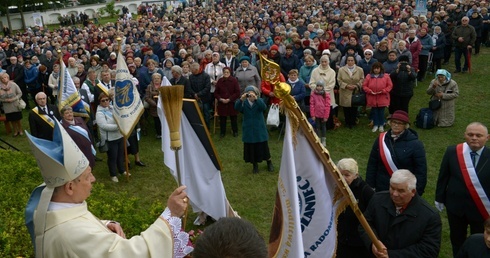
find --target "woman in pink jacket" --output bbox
[362,62,393,133]
[310,80,331,146]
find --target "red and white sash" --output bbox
[379,132,398,176]
[456,143,490,219]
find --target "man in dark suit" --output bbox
[94,71,114,107]
[28,92,61,141]
[435,122,490,257]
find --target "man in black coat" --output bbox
[6,56,28,108]
[28,92,61,141]
[435,122,490,257]
[188,62,211,127]
[360,169,442,258]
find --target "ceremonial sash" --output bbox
[456,143,490,219]
[32,107,55,128]
[379,132,398,176]
[96,82,109,97]
[69,124,96,156]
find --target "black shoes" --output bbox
[267,160,274,172]
[135,161,146,167]
[253,163,259,174]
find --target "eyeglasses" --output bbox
[391,121,406,125]
[100,99,110,103]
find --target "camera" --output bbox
[246,93,250,97]
[399,62,408,71]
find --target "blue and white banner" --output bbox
[269,114,339,258]
[113,53,144,138]
[59,62,89,118]
[414,0,428,16]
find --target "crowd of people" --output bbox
[1,0,490,256]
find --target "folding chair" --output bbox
[427,52,434,74]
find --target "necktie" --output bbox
[470,151,478,166]
[396,207,403,216]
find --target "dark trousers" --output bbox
[431,58,442,72]
[326,106,337,130]
[153,116,161,137]
[343,106,358,127]
[417,54,429,81]
[314,118,327,137]
[389,95,412,114]
[474,37,482,54]
[219,115,238,135]
[454,47,470,71]
[444,45,453,63]
[107,137,125,177]
[447,210,484,257]
[19,84,30,109]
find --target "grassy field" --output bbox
[1,48,489,257]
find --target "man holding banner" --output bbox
[435,122,490,256]
[360,169,441,258]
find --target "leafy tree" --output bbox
[104,0,119,18]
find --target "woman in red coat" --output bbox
[362,62,393,133]
[214,67,241,137]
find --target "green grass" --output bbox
[1,48,490,257]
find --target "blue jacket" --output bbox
[418,34,434,56]
[358,58,378,78]
[279,53,300,77]
[24,65,40,89]
[234,98,269,143]
[288,80,306,105]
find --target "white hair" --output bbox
[390,169,417,191]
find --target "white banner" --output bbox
[158,101,230,221]
[270,114,339,258]
[113,53,144,138]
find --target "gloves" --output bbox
[434,201,445,212]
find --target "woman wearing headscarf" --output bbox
[309,55,337,129]
[426,69,459,127]
[235,56,261,93]
[214,67,240,137]
[234,86,273,174]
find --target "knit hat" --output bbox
[388,110,410,124]
[270,45,279,51]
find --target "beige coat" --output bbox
[337,66,365,107]
[0,81,22,114]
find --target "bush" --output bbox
[0,150,40,257]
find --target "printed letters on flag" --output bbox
[269,114,339,258]
[113,53,144,138]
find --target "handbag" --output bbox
[351,87,366,107]
[18,99,27,111]
[266,104,280,127]
[98,140,109,153]
[429,98,441,110]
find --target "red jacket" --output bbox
[362,73,393,108]
[261,73,285,105]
